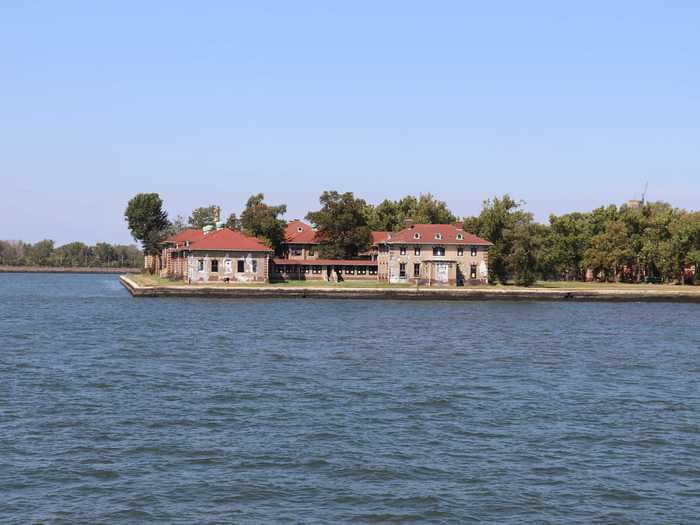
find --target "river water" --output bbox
[1,273,699,524]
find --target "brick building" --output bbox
[161,227,271,283]
[159,220,491,286]
[375,222,491,285]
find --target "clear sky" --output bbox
[2,1,699,245]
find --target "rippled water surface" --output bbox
[2,273,700,524]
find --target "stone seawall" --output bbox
[119,276,700,303]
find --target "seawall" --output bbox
[119,275,700,303]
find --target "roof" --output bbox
[272,258,376,266]
[163,228,206,245]
[184,228,272,252]
[284,220,319,244]
[370,231,391,246]
[380,224,492,246]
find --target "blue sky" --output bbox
[1,1,699,244]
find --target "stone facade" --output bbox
[377,244,489,285]
[187,251,269,283]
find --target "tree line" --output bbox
[0,240,143,268]
[125,191,700,285]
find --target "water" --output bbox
[1,273,699,524]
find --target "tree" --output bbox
[165,215,188,237]
[26,239,55,266]
[542,213,591,280]
[508,223,541,286]
[124,193,170,260]
[583,221,633,282]
[306,191,371,258]
[225,213,241,230]
[51,242,92,267]
[240,194,287,252]
[464,195,535,284]
[365,194,457,231]
[188,205,220,229]
[93,242,116,266]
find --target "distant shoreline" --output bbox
[119,275,700,303]
[0,266,140,274]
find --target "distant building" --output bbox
[159,219,492,287]
[161,227,271,283]
[375,222,492,285]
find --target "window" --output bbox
[470,264,477,279]
[291,247,302,256]
[471,246,478,257]
[345,266,355,275]
[399,263,406,277]
[312,265,322,274]
[211,259,219,272]
[368,266,377,275]
[456,233,463,240]
[400,246,407,255]
[413,232,421,240]
[237,260,245,273]
[457,246,464,256]
[357,266,367,275]
[435,233,442,240]
[302,265,310,274]
[433,246,445,256]
[308,246,315,256]
[414,246,421,256]
[198,259,204,271]
[414,263,420,277]
[297,227,303,232]
[379,245,388,253]
[252,260,257,273]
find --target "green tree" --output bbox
[188,205,221,229]
[464,195,535,284]
[26,239,55,266]
[124,193,170,259]
[508,223,541,286]
[365,194,458,231]
[225,213,241,230]
[51,242,92,267]
[542,213,591,280]
[306,191,371,258]
[240,194,287,252]
[93,242,116,266]
[583,221,633,282]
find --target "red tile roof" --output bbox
[272,258,376,266]
[381,224,492,246]
[185,228,272,252]
[370,231,390,245]
[163,228,206,244]
[284,220,319,244]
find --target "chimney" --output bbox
[403,218,414,229]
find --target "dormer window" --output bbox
[413,232,421,240]
[456,233,463,240]
[435,233,442,240]
[297,227,303,232]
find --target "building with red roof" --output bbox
[158,218,492,287]
[373,222,492,285]
[282,220,320,260]
[160,227,272,283]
